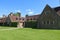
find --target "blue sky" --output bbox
[0,0,59,17]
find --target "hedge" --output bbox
[25,21,37,28]
[10,22,17,27]
[0,22,17,27]
[0,23,3,26]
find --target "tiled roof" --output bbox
[9,15,19,22]
[9,15,25,22]
[0,17,7,23]
[26,15,40,18]
[54,6,60,16]
[54,6,60,12]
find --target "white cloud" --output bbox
[26,9,32,12]
[15,10,21,12]
[26,9,34,15]
[28,11,34,15]
[0,15,5,18]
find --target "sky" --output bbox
[0,0,59,17]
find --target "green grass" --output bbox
[0,28,60,40]
[0,26,16,29]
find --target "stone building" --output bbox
[0,4,60,29]
[25,4,60,29]
[6,13,25,28]
[0,12,25,28]
[37,4,60,29]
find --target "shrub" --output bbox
[0,23,3,26]
[10,22,17,27]
[25,21,37,28]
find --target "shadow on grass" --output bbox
[24,27,60,30]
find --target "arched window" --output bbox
[47,21,49,24]
[45,11,50,15]
[51,21,54,24]
[42,21,45,24]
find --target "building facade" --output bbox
[37,5,60,29]
[0,4,60,29]
[0,12,25,28]
[25,4,60,29]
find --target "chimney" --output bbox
[3,15,6,18]
[9,12,14,16]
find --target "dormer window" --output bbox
[16,18,18,20]
[45,11,50,15]
[31,18,32,20]
[23,19,24,20]
[19,18,21,20]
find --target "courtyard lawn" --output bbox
[0,26,16,29]
[0,28,60,40]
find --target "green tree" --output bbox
[14,12,21,17]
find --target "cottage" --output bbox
[6,12,25,28]
[0,12,25,28]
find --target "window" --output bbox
[23,19,24,20]
[44,21,45,24]
[53,21,54,24]
[51,21,54,24]
[19,18,21,20]
[42,21,45,24]
[30,18,32,20]
[45,11,50,15]
[42,21,50,24]
[45,12,49,15]
[16,18,18,20]
[42,21,44,24]
[42,21,54,24]
[47,21,49,24]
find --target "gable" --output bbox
[41,5,57,16]
[40,5,59,19]
[37,5,60,28]
[5,16,11,24]
[37,4,60,23]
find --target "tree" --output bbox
[26,14,28,17]
[14,12,21,17]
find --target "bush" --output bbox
[10,22,17,27]
[25,21,37,28]
[0,23,3,26]
[0,22,17,27]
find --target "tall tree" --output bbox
[14,12,21,17]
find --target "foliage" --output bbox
[14,12,21,16]
[0,22,17,27]
[0,23,3,26]
[25,21,37,28]
[10,22,17,27]
[26,14,29,17]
